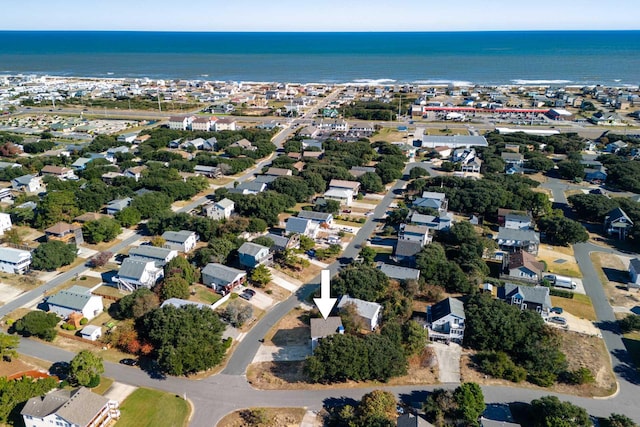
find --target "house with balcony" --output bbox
[328,179,360,197]
[12,174,45,193]
[499,283,552,317]
[203,198,235,220]
[162,230,198,253]
[201,263,246,294]
[604,207,633,240]
[40,165,77,181]
[427,297,465,343]
[238,242,272,269]
[496,227,540,255]
[44,222,84,244]
[501,251,544,283]
[128,245,178,267]
[412,191,448,212]
[398,224,432,246]
[115,258,164,291]
[323,188,353,206]
[0,247,31,274]
[0,213,11,236]
[21,387,119,427]
[285,217,319,239]
[297,210,333,226]
[168,115,193,131]
[105,197,132,215]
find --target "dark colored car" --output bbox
[244,289,256,296]
[119,358,138,366]
[551,307,563,314]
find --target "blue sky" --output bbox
[2,0,639,31]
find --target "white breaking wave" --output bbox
[413,79,473,86]
[510,79,572,85]
[350,78,397,85]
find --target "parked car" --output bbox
[240,291,254,301]
[119,358,138,366]
[549,316,567,326]
[342,209,352,213]
[551,307,563,314]
[244,289,256,297]
[365,211,374,216]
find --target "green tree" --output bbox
[358,390,397,425]
[332,264,389,302]
[402,320,428,356]
[115,207,142,227]
[114,288,160,319]
[35,190,80,228]
[299,235,315,252]
[453,382,485,426]
[0,376,58,423]
[530,396,590,427]
[557,160,584,180]
[31,240,77,271]
[568,193,620,222]
[409,166,430,180]
[537,215,589,245]
[159,276,190,301]
[164,256,199,285]
[141,305,227,375]
[269,176,313,202]
[359,172,384,193]
[206,238,237,264]
[0,332,19,361]
[221,300,253,327]
[251,264,272,287]
[247,217,267,233]
[604,414,637,427]
[359,246,376,264]
[524,156,555,172]
[82,217,122,244]
[69,350,104,387]
[13,311,59,341]
[131,191,172,219]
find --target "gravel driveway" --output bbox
[432,342,462,383]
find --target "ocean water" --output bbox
[1,31,639,86]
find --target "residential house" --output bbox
[394,239,423,263]
[451,148,476,164]
[604,207,633,240]
[504,213,533,230]
[265,232,300,252]
[123,166,146,182]
[497,209,530,227]
[328,179,360,197]
[427,297,465,343]
[0,247,31,274]
[0,187,13,203]
[44,222,84,244]
[79,325,102,341]
[397,413,434,427]
[412,191,448,212]
[265,167,292,177]
[214,117,237,131]
[40,165,76,180]
[297,210,333,226]
[191,117,214,132]
[128,245,178,266]
[378,263,420,281]
[461,158,482,173]
[115,258,164,291]
[337,295,382,331]
[584,165,608,183]
[310,317,344,351]
[70,157,93,170]
[229,181,267,195]
[410,211,453,231]
[501,152,524,166]
[253,175,278,185]
[105,197,132,215]
[101,171,123,184]
[628,258,640,289]
[285,217,319,238]
[399,224,432,246]
[323,188,353,206]
[46,286,103,320]
[203,198,235,220]
[117,132,138,143]
[201,263,247,293]
[193,165,222,178]
[161,230,198,253]
[496,227,540,255]
[161,298,211,310]
[302,139,323,150]
[605,140,628,153]
[499,283,552,317]
[12,174,45,193]
[238,242,272,269]
[21,387,120,427]
[299,126,319,138]
[229,138,256,151]
[168,115,193,131]
[0,212,11,236]
[502,251,544,283]
[418,134,489,149]
[302,151,323,160]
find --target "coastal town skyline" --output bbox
[3,0,640,32]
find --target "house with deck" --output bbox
[604,207,633,240]
[203,198,235,220]
[496,227,540,255]
[12,174,45,193]
[285,217,319,239]
[238,242,272,269]
[201,263,246,294]
[115,258,164,291]
[499,283,552,317]
[502,251,544,283]
[161,230,198,253]
[426,297,465,343]
[0,247,31,274]
[128,245,177,266]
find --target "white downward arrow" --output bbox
[313,269,337,319]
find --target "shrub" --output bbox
[564,367,595,385]
[79,318,88,325]
[619,314,640,333]
[549,288,574,299]
[87,374,101,388]
[223,337,233,349]
[476,351,527,383]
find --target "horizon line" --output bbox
[1,29,639,33]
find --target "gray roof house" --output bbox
[297,210,333,225]
[410,211,453,231]
[128,245,178,266]
[412,191,448,212]
[286,217,319,238]
[496,227,540,255]
[238,242,272,269]
[604,207,633,240]
[201,263,246,293]
[628,258,640,289]
[161,230,198,253]
[115,258,164,292]
[310,316,344,351]
[394,239,423,263]
[46,286,103,321]
[21,387,119,427]
[105,197,131,215]
[337,295,382,331]
[378,263,420,281]
[265,232,300,252]
[161,298,210,310]
[228,181,267,195]
[397,413,434,427]
[427,297,465,343]
[498,283,552,316]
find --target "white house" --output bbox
[123,166,146,182]
[21,387,120,427]
[323,188,353,206]
[504,213,533,230]
[12,174,45,193]
[128,245,178,266]
[79,325,102,341]
[427,297,465,343]
[0,246,31,274]
[336,295,382,331]
[214,117,237,131]
[285,217,319,239]
[629,258,640,289]
[168,115,193,131]
[161,230,198,253]
[0,212,12,235]
[328,179,360,197]
[46,286,104,320]
[191,116,214,132]
[208,198,234,220]
[116,258,164,291]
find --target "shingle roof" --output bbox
[501,283,552,309]
[286,217,312,234]
[508,251,544,273]
[329,179,360,190]
[129,245,176,263]
[118,258,154,280]
[238,242,268,257]
[497,227,540,243]
[378,263,420,281]
[337,295,381,321]
[201,263,246,283]
[606,207,633,224]
[47,288,95,312]
[297,210,332,222]
[21,389,71,418]
[0,247,31,264]
[310,317,343,338]
[55,387,111,426]
[161,298,209,310]
[395,239,423,257]
[429,297,465,322]
[266,233,290,249]
[13,174,37,185]
[162,230,195,244]
[215,198,234,209]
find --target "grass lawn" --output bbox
[217,407,306,427]
[117,388,190,427]
[192,285,221,304]
[623,332,640,372]
[551,293,597,321]
[91,377,114,395]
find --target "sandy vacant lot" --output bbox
[591,252,640,310]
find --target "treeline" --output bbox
[568,193,640,240]
[599,155,640,193]
[341,100,397,121]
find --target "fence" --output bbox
[211,292,231,310]
[91,292,121,302]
